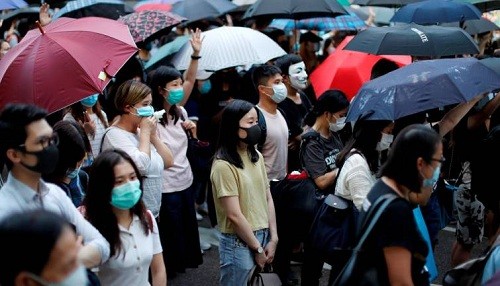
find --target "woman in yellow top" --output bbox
[210,99,279,286]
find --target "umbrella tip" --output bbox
[35,21,45,35]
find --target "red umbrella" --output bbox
[310,35,411,100]
[135,3,172,11]
[0,17,138,114]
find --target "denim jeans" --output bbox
[219,228,269,286]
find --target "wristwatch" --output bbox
[254,246,264,254]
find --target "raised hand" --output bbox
[39,3,52,27]
[190,28,202,55]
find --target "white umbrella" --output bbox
[171,26,287,71]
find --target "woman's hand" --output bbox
[182,119,197,138]
[190,28,202,56]
[254,251,268,269]
[264,240,278,264]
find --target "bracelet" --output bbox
[191,55,201,60]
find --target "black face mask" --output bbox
[20,144,59,174]
[240,125,262,146]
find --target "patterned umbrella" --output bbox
[118,10,185,43]
[268,9,366,31]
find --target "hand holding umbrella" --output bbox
[39,3,51,27]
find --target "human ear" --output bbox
[6,148,21,164]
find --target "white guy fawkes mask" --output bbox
[288,61,308,90]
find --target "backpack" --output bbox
[443,239,500,286]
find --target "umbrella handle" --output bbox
[36,21,45,35]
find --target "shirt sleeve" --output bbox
[149,210,163,255]
[211,160,240,198]
[102,128,152,176]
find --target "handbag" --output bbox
[247,265,282,286]
[331,193,399,286]
[185,129,212,177]
[307,193,359,265]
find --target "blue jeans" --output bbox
[219,228,269,286]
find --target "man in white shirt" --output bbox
[0,103,110,268]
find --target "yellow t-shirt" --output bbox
[211,150,270,234]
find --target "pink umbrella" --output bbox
[0,17,138,114]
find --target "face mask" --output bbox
[166,88,184,105]
[28,265,89,286]
[133,106,154,117]
[239,124,262,146]
[111,180,142,210]
[376,133,394,151]
[288,62,308,90]
[423,164,441,188]
[270,83,287,103]
[66,166,81,180]
[199,80,211,94]
[329,116,346,132]
[20,144,59,174]
[80,94,99,108]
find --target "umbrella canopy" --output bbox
[456,0,500,13]
[0,0,28,11]
[144,35,190,70]
[352,0,424,8]
[268,9,367,31]
[171,26,286,71]
[171,0,237,23]
[390,0,482,24]
[0,17,138,114]
[242,0,348,20]
[118,10,185,43]
[134,3,172,12]
[343,23,479,57]
[52,0,134,20]
[480,57,500,76]
[310,36,411,100]
[346,58,500,121]
[442,17,500,35]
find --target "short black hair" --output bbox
[0,104,47,169]
[252,64,282,88]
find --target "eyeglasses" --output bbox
[17,133,59,152]
[430,157,446,164]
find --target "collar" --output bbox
[6,172,50,203]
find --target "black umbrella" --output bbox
[0,6,54,36]
[171,0,237,23]
[442,17,500,35]
[456,0,500,13]
[52,0,134,20]
[343,23,479,57]
[351,0,424,8]
[242,0,348,20]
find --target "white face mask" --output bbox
[329,116,346,132]
[288,61,308,90]
[28,265,89,286]
[376,132,394,151]
[270,82,287,103]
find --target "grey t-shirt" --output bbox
[301,130,343,179]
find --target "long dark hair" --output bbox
[67,98,108,130]
[215,99,259,169]
[83,149,152,258]
[148,65,183,125]
[336,117,392,173]
[379,124,442,193]
[303,89,349,127]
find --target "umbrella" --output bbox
[0,6,54,35]
[390,0,482,25]
[171,26,286,71]
[134,3,172,12]
[171,0,237,23]
[343,23,479,57]
[345,58,500,121]
[117,10,185,43]
[310,36,411,100]
[456,0,500,13]
[144,35,190,70]
[52,0,134,20]
[352,0,424,8]
[0,0,28,11]
[242,0,348,20]
[479,57,500,75]
[442,17,500,35]
[0,17,138,114]
[268,9,367,31]
[351,6,396,26]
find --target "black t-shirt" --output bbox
[301,130,343,180]
[361,180,430,286]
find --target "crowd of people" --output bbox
[0,2,500,286]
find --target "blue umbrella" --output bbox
[144,35,190,71]
[390,0,482,24]
[346,57,500,121]
[268,8,366,31]
[0,0,27,10]
[171,0,237,23]
[53,0,134,20]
